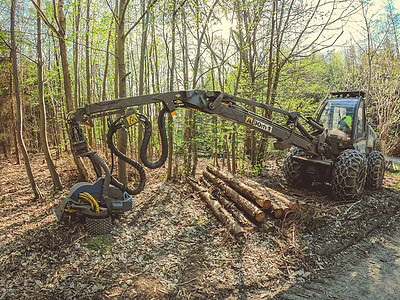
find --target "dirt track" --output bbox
[0,153,399,299]
[276,214,400,299]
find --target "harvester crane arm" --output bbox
[69,90,326,157]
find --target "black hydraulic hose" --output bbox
[106,121,146,195]
[139,106,169,169]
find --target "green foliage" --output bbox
[81,234,115,254]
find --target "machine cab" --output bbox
[316,91,367,152]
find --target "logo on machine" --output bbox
[245,116,272,133]
[245,116,253,124]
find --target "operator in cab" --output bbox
[338,114,352,135]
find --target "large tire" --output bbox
[366,151,385,190]
[283,147,311,187]
[331,149,367,200]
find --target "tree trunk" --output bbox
[37,0,62,190]
[11,0,43,200]
[10,73,20,164]
[222,120,231,172]
[137,0,150,164]
[73,0,81,110]
[85,0,93,148]
[231,124,237,174]
[166,0,176,181]
[57,0,88,181]
[116,0,128,184]
[101,29,112,154]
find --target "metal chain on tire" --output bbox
[366,151,385,190]
[332,149,367,200]
[283,147,311,187]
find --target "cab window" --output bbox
[356,101,365,139]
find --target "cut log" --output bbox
[188,178,245,237]
[264,186,299,211]
[203,171,266,222]
[206,166,271,210]
[212,189,257,229]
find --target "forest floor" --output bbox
[0,151,400,299]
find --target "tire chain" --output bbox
[332,149,367,200]
[366,151,385,190]
[283,147,306,187]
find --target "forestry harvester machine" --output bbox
[53,90,385,235]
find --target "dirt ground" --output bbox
[0,152,399,299]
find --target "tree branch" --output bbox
[125,0,159,38]
[30,0,60,37]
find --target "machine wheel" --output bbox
[283,147,311,187]
[366,151,385,190]
[331,149,367,200]
[85,216,113,236]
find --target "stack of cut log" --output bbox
[189,165,300,237]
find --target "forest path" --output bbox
[275,214,400,300]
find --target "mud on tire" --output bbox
[332,149,367,201]
[366,151,385,190]
[283,147,311,187]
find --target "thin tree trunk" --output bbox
[11,0,43,200]
[57,0,88,181]
[102,29,112,155]
[166,0,176,181]
[181,7,191,176]
[137,0,150,164]
[37,0,62,190]
[222,120,231,172]
[85,0,93,148]
[231,124,237,174]
[10,62,20,164]
[73,0,81,110]
[52,35,68,153]
[116,0,128,184]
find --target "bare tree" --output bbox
[30,0,88,181]
[36,0,62,190]
[11,0,43,199]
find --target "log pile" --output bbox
[189,166,302,236]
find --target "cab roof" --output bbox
[329,91,365,98]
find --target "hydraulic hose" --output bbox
[139,106,169,169]
[107,120,146,195]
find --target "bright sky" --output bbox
[336,0,400,50]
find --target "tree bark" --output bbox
[206,165,271,210]
[57,0,88,181]
[166,0,176,181]
[85,0,93,148]
[116,0,129,184]
[11,0,43,200]
[203,170,265,222]
[101,29,112,154]
[201,177,256,229]
[188,178,245,237]
[73,0,81,110]
[37,0,62,190]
